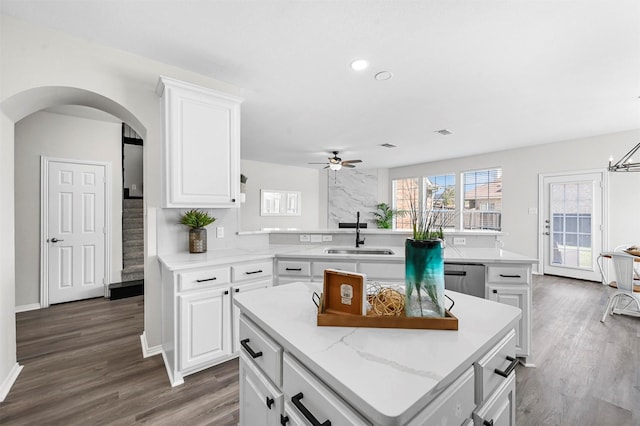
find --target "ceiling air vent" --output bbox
[380,143,397,148]
[435,129,453,136]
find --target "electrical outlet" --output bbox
[310,235,322,243]
[322,235,333,242]
[216,227,224,238]
[453,237,466,245]
[299,234,311,242]
[528,207,538,215]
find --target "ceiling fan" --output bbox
[308,151,362,171]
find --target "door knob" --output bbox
[49,237,64,243]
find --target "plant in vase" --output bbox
[179,209,216,253]
[404,181,453,318]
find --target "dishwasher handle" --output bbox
[444,270,467,276]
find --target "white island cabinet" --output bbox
[235,282,521,426]
[156,76,243,208]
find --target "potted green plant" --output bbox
[371,202,402,229]
[179,209,216,253]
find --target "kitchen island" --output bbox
[234,281,522,426]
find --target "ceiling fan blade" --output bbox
[342,159,362,164]
[342,164,356,168]
[323,165,330,169]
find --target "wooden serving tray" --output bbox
[316,293,458,330]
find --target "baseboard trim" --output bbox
[0,363,23,402]
[139,332,162,358]
[15,303,41,313]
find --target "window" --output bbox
[463,168,502,230]
[392,177,418,230]
[424,174,456,229]
[260,190,301,216]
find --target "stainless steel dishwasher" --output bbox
[444,263,486,298]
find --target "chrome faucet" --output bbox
[355,211,365,248]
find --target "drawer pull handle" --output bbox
[285,267,303,271]
[245,270,263,275]
[266,396,274,409]
[224,290,229,295]
[483,420,494,426]
[240,338,263,358]
[235,288,240,293]
[494,355,518,378]
[499,274,521,278]
[445,270,466,276]
[291,392,331,426]
[280,414,289,425]
[196,277,217,283]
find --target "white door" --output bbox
[542,172,604,281]
[47,160,107,304]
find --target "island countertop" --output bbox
[234,281,522,425]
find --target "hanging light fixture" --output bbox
[329,163,342,171]
[608,142,640,172]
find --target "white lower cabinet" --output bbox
[239,352,283,426]
[473,373,516,426]
[179,287,231,371]
[160,259,273,386]
[487,284,530,361]
[281,401,311,426]
[283,352,370,426]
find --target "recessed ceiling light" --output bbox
[375,71,393,81]
[350,59,369,71]
[435,129,453,136]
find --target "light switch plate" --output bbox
[310,235,322,243]
[322,235,333,242]
[216,227,224,238]
[299,234,311,242]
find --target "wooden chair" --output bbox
[601,252,640,323]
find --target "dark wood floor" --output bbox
[1,276,638,425]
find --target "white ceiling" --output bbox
[2,1,639,169]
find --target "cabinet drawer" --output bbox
[474,329,517,404]
[311,262,357,278]
[407,367,475,426]
[178,267,230,292]
[283,353,370,426]
[358,262,404,281]
[487,265,529,284]
[233,261,274,283]
[473,372,516,426]
[277,261,311,277]
[239,315,283,386]
[239,352,283,426]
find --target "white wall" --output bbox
[0,14,244,392]
[14,111,123,307]
[124,144,143,197]
[240,159,321,231]
[389,129,640,263]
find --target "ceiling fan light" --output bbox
[329,163,342,171]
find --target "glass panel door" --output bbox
[543,172,603,281]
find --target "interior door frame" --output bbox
[537,168,608,277]
[40,156,112,308]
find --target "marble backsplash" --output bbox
[328,169,378,228]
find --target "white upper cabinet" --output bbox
[157,76,243,208]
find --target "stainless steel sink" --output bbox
[323,248,395,255]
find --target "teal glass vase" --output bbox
[405,238,445,317]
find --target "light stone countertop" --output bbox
[234,281,522,425]
[158,244,538,271]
